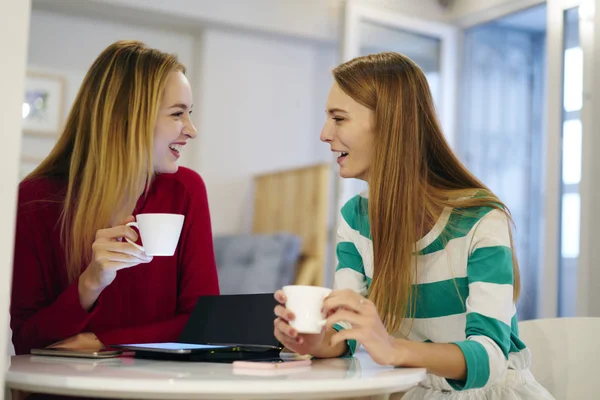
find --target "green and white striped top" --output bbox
[333,193,531,391]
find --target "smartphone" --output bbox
[232,359,312,370]
[31,348,122,359]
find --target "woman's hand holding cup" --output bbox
[273,285,332,356]
[78,215,153,310]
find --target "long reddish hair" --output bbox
[333,52,520,333]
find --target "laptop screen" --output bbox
[179,293,282,348]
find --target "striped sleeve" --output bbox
[333,196,369,296]
[332,197,368,355]
[448,209,516,391]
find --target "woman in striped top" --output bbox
[273,52,553,399]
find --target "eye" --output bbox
[332,117,344,122]
[171,112,184,118]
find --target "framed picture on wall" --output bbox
[22,72,65,136]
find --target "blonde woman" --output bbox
[11,40,219,354]
[274,53,553,399]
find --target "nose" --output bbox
[320,120,334,143]
[183,115,198,139]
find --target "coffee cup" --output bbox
[125,213,184,256]
[283,285,332,334]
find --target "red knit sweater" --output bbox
[10,167,219,355]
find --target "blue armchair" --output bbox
[213,233,302,295]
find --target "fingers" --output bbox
[102,251,152,265]
[273,318,303,347]
[276,334,304,353]
[88,218,153,280]
[274,301,299,349]
[95,225,139,243]
[104,260,147,272]
[323,289,369,315]
[274,305,295,322]
[47,335,75,349]
[274,290,286,304]
[273,292,297,345]
[326,310,367,329]
[92,243,152,266]
[91,243,153,274]
[115,215,136,226]
[274,318,296,338]
[96,241,151,260]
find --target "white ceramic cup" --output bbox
[125,213,185,256]
[283,285,332,334]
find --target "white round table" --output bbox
[6,350,426,399]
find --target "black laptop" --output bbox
[113,293,283,362]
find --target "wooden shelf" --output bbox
[253,163,332,286]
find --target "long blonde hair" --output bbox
[26,40,185,282]
[332,52,520,333]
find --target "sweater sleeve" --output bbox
[94,171,220,347]
[10,192,100,355]
[448,209,516,390]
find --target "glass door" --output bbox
[457,0,594,319]
[543,0,593,317]
[459,4,547,320]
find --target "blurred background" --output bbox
[7,0,600,323]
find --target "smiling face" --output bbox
[320,82,375,181]
[152,70,197,174]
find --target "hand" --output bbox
[273,290,325,355]
[48,333,105,351]
[78,216,153,310]
[323,289,406,366]
[80,216,153,291]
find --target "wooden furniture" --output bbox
[252,163,332,286]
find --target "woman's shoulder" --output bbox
[18,177,66,204]
[17,177,66,217]
[341,191,368,213]
[452,204,508,225]
[340,192,369,232]
[153,166,207,196]
[447,205,510,246]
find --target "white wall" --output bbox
[26,8,337,234]
[26,0,547,236]
[33,0,449,42]
[28,10,194,74]
[37,0,557,38]
[195,29,335,233]
[1,0,31,397]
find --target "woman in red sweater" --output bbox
[11,40,219,355]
